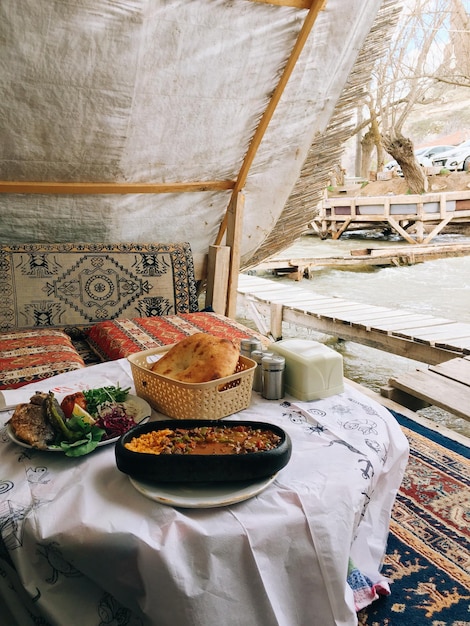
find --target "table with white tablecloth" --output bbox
[0,358,408,626]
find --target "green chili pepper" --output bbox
[45,392,82,442]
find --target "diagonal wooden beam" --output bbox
[214,0,327,246]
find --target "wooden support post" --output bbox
[270,302,284,340]
[351,198,357,219]
[384,197,390,217]
[225,192,245,319]
[205,245,230,315]
[415,219,424,243]
[439,193,447,218]
[415,201,424,243]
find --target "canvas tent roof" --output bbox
[0,0,397,314]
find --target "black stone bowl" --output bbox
[115,419,292,483]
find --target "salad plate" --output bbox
[7,394,151,452]
[128,473,277,508]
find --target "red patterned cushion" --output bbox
[85,312,265,361]
[0,330,85,390]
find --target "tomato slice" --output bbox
[60,392,87,419]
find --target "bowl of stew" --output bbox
[115,419,292,483]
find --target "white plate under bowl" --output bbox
[7,394,151,452]
[129,473,277,508]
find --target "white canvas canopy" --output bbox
[0,0,386,313]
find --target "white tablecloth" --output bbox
[0,359,408,626]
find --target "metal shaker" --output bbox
[251,350,274,393]
[261,355,285,400]
[240,337,263,358]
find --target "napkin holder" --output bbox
[270,338,344,400]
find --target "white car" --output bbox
[431,139,470,172]
[384,145,455,175]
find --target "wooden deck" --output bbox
[237,273,470,421]
[237,273,470,365]
[311,190,470,243]
[381,356,470,422]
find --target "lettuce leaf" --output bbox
[58,415,105,457]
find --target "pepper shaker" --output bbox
[251,350,274,392]
[261,355,285,400]
[240,337,263,358]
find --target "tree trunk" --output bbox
[382,133,428,194]
[370,116,385,170]
[360,129,375,179]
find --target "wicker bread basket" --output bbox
[128,345,256,419]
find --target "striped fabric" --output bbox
[85,312,266,361]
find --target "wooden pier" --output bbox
[252,241,470,280]
[237,273,470,365]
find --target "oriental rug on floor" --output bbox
[358,411,470,626]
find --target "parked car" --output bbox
[431,139,470,171]
[384,145,455,175]
[417,145,456,167]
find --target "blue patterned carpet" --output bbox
[358,412,470,625]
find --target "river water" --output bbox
[240,231,470,437]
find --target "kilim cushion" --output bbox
[0,329,85,390]
[85,312,266,361]
[0,242,198,332]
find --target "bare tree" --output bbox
[354,0,466,193]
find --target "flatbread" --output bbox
[151,333,240,383]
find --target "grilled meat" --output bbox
[30,391,48,406]
[8,393,56,449]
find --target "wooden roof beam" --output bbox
[0,181,235,194]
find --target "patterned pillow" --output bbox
[0,329,85,390]
[0,242,198,332]
[85,312,266,361]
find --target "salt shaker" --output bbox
[240,337,263,358]
[251,350,274,392]
[261,355,285,400]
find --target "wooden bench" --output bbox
[381,356,470,421]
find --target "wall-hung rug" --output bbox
[359,412,470,626]
[0,242,198,332]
